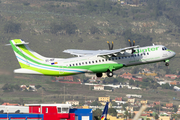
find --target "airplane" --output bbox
[100,102,109,120]
[8,39,176,77]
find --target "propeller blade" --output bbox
[107,41,110,50]
[128,39,132,46]
[133,40,135,46]
[110,41,114,50]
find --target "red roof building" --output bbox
[115,97,122,101]
[64,76,73,81]
[2,103,20,106]
[120,72,132,80]
[166,103,173,108]
[55,76,74,81]
[170,81,179,85]
[153,101,160,106]
[165,74,179,79]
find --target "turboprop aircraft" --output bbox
[9,39,175,77]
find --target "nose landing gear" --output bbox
[165,62,169,66]
[165,59,169,66]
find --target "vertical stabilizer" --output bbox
[101,102,109,120]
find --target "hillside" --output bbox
[0,0,180,103]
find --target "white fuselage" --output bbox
[57,45,175,73]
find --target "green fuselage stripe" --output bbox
[11,41,124,72]
[18,45,42,61]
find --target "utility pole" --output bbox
[41,89,44,103]
[64,86,65,103]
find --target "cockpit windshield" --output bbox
[162,47,167,50]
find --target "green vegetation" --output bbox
[93,109,102,120]
[0,0,179,104]
[129,78,160,89]
[91,101,102,106]
[108,108,117,116]
[3,21,21,34]
[2,83,21,92]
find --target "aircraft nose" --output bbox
[170,50,176,57]
[172,51,176,57]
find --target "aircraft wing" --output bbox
[63,45,139,57]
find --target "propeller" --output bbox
[107,41,113,50]
[128,39,136,54]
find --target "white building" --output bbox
[66,100,79,106]
[94,85,104,90]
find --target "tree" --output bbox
[154,114,159,120]
[36,85,42,89]
[124,110,129,119]
[129,80,134,85]
[122,103,128,110]
[62,21,77,35]
[3,21,21,34]
[50,22,62,34]
[108,108,117,116]
[2,83,13,92]
[91,101,102,106]
[93,109,102,120]
[161,83,174,89]
[13,84,21,91]
[90,26,99,34]
[174,105,178,112]
[111,101,117,106]
[50,21,77,35]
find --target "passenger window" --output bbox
[138,54,139,56]
[125,57,127,58]
[79,63,81,65]
[85,62,87,64]
[119,57,121,59]
[69,64,71,67]
[73,64,75,66]
[96,60,98,63]
[115,57,117,60]
[144,53,146,55]
[92,61,94,63]
[82,62,84,65]
[122,57,124,59]
[109,58,111,60]
[141,54,143,56]
[162,48,164,50]
[102,59,104,62]
[147,53,149,55]
[76,63,78,66]
[99,60,101,62]
[89,61,91,64]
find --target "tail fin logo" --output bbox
[101,115,106,120]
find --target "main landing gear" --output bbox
[96,71,114,78]
[96,73,102,77]
[107,70,113,77]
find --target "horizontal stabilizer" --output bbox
[14,68,42,75]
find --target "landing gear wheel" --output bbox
[107,71,113,77]
[96,73,102,77]
[165,62,169,66]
